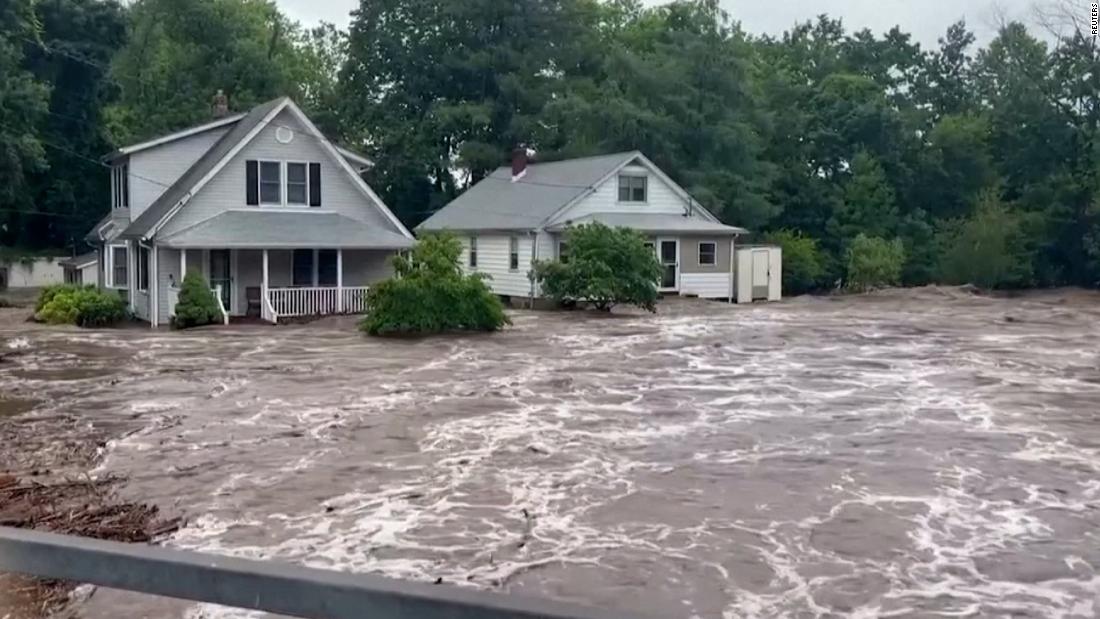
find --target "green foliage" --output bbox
[845,234,905,292]
[533,222,663,311]
[763,230,823,294]
[359,234,509,336]
[937,189,1033,288]
[172,272,222,329]
[34,285,127,327]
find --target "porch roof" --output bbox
[156,210,415,249]
[546,212,747,235]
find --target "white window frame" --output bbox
[617,174,647,203]
[509,236,520,271]
[285,161,310,206]
[698,241,717,267]
[257,159,283,205]
[111,164,129,209]
[468,236,478,268]
[108,244,128,289]
[557,240,569,263]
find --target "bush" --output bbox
[937,189,1033,288]
[34,286,128,327]
[35,283,82,313]
[172,272,223,329]
[359,233,510,336]
[533,222,663,311]
[845,234,905,293]
[763,229,824,295]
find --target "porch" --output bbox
[160,248,396,325]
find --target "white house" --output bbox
[418,150,748,301]
[84,96,414,326]
[59,252,99,286]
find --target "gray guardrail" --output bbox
[0,526,642,619]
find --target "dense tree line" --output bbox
[3,0,1099,290]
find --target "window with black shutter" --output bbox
[246,160,259,205]
[309,163,321,206]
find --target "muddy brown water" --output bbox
[2,289,1100,618]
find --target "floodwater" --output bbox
[2,288,1100,618]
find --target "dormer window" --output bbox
[259,161,282,204]
[618,174,647,203]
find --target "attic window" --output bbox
[618,174,647,203]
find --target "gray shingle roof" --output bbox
[157,210,415,249]
[417,151,639,231]
[84,207,131,243]
[547,213,746,235]
[120,97,289,240]
[59,252,98,268]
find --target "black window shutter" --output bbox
[309,163,321,207]
[245,160,259,205]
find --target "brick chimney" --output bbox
[211,89,229,119]
[511,145,528,181]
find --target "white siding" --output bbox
[548,163,690,225]
[128,128,230,219]
[679,273,731,299]
[459,234,533,297]
[1,258,64,287]
[532,231,557,297]
[158,108,402,239]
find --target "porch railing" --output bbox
[0,526,636,619]
[212,285,229,325]
[267,286,370,319]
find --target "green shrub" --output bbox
[34,286,127,327]
[763,229,824,295]
[359,233,510,336]
[937,189,1033,289]
[533,222,663,311]
[35,283,83,313]
[172,272,223,329]
[845,234,905,293]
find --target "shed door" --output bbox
[751,249,770,299]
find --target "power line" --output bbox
[0,208,87,219]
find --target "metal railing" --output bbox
[0,526,640,619]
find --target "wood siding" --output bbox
[128,128,230,219]
[459,234,533,297]
[548,163,690,225]
[157,109,402,239]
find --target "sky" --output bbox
[274,0,1052,48]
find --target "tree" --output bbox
[105,0,312,144]
[763,229,824,295]
[845,234,905,292]
[534,222,663,311]
[13,0,127,251]
[938,188,1033,288]
[360,234,509,335]
[830,151,898,243]
[0,0,50,246]
[339,0,598,225]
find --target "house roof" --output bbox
[102,114,247,162]
[417,152,639,231]
[120,97,288,241]
[156,210,415,249]
[547,213,747,235]
[84,207,131,244]
[59,252,98,268]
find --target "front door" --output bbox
[209,249,232,309]
[751,248,769,300]
[659,239,678,291]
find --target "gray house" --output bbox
[418,150,747,301]
[85,97,413,326]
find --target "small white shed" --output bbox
[735,245,781,304]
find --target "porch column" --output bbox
[262,249,269,295]
[728,236,736,304]
[336,249,344,313]
[179,250,186,282]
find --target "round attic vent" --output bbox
[275,126,294,144]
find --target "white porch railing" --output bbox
[212,285,230,325]
[266,286,370,320]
